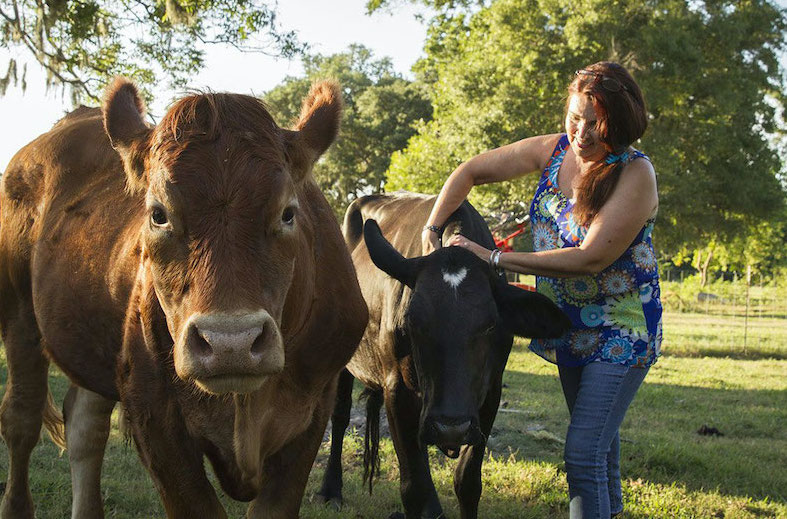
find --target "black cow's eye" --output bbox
[281,206,296,226]
[151,207,168,226]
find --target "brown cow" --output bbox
[0,78,367,518]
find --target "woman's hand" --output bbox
[421,228,441,255]
[444,234,492,262]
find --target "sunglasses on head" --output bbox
[575,69,630,93]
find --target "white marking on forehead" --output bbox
[442,267,468,288]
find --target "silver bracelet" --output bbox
[489,249,502,268]
[423,224,441,234]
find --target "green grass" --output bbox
[1,307,786,518]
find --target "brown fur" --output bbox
[0,78,367,518]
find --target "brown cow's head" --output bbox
[102,78,341,395]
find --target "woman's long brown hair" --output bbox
[569,62,648,226]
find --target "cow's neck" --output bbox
[231,374,319,487]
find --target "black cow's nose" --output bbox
[433,420,472,445]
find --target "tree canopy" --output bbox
[0,0,304,102]
[264,44,432,216]
[382,0,787,259]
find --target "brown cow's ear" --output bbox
[102,77,153,193]
[286,80,343,182]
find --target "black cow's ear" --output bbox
[102,77,152,193]
[494,281,571,339]
[363,219,424,289]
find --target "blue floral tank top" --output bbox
[528,134,662,368]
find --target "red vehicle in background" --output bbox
[492,215,536,292]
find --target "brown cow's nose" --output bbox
[177,311,285,394]
[194,324,265,360]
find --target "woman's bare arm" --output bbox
[422,133,562,253]
[446,157,658,277]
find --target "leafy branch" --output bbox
[0,0,307,103]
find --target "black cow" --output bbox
[317,192,570,519]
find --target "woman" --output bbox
[422,61,661,518]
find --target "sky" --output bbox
[2,0,786,173]
[0,0,429,172]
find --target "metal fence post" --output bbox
[744,265,751,355]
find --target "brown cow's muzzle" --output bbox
[175,310,285,395]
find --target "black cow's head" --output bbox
[364,220,570,456]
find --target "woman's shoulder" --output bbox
[622,152,656,181]
[623,147,651,167]
[515,132,564,151]
[502,133,566,176]
[615,152,658,213]
[544,132,567,149]
[527,133,567,171]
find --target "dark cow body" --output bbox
[0,79,367,518]
[318,192,570,519]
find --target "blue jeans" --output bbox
[558,362,649,519]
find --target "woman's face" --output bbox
[565,93,606,164]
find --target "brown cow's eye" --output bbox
[151,207,168,226]
[281,207,296,226]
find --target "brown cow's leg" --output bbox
[125,396,227,519]
[120,302,227,519]
[0,319,48,519]
[385,383,444,519]
[247,390,333,519]
[63,385,116,519]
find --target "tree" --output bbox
[380,0,787,257]
[694,207,787,282]
[264,44,433,216]
[0,0,305,102]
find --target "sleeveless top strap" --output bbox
[542,134,570,185]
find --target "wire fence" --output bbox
[658,275,786,358]
[511,271,787,358]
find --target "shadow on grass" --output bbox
[313,365,785,517]
[490,369,786,504]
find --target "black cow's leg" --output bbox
[385,383,444,519]
[453,380,501,519]
[453,343,509,519]
[316,368,355,509]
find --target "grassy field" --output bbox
[0,305,785,518]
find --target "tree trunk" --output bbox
[698,248,713,288]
